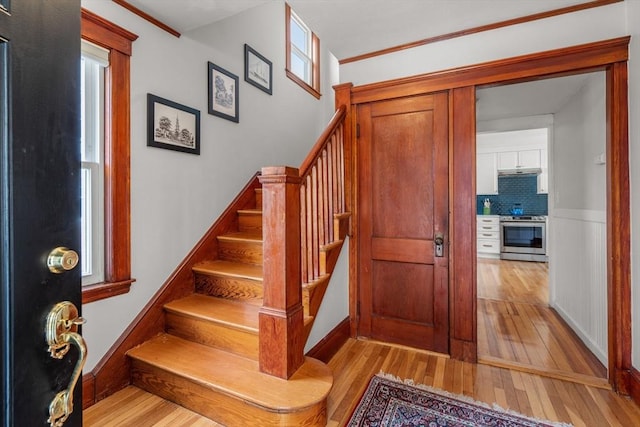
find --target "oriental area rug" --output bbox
[347,373,572,427]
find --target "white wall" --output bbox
[553,74,606,212]
[549,73,607,364]
[340,2,627,86]
[305,237,350,353]
[81,0,342,371]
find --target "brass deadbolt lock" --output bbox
[47,247,79,274]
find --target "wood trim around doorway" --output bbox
[345,36,631,394]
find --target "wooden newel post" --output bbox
[258,166,305,379]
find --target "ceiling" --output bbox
[476,73,596,122]
[123,0,600,119]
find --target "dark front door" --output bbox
[357,93,449,353]
[1,1,82,426]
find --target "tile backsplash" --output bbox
[477,175,548,215]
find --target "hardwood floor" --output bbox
[477,258,608,385]
[85,338,640,426]
[84,258,626,425]
[477,258,548,305]
[326,339,640,426]
[84,386,222,426]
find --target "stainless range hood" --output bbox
[497,167,542,176]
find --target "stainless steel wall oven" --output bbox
[499,216,547,262]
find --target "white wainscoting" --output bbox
[548,209,607,366]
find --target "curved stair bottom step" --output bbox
[128,334,332,427]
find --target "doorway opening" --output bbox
[474,71,609,385]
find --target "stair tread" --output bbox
[128,333,332,410]
[164,294,259,332]
[193,260,263,280]
[218,231,263,242]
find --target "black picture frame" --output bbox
[244,44,273,95]
[208,61,239,122]
[147,93,200,155]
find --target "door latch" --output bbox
[434,233,444,257]
[45,301,87,427]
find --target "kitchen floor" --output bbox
[477,258,608,387]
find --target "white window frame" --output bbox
[81,40,108,286]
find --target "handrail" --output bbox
[299,105,347,176]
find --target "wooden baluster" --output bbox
[317,157,325,249]
[258,166,304,379]
[311,165,319,278]
[300,185,307,283]
[305,176,313,282]
[327,140,335,241]
[321,149,327,245]
[322,151,329,245]
[338,126,345,212]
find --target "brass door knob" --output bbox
[47,247,79,273]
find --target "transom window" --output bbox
[285,3,320,99]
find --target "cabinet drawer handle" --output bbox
[482,234,492,237]
[482,244,492,248]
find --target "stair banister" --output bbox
[259,105,348,379]
[299,106,347,174]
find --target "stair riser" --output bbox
[218,240,263,265]
[165,312,258,360]
[238,214,262,233]
[255,189,262,210]
[131,361,328,427]
[195,274,263,302]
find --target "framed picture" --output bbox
[208,61,239,122]
[147,94,200,155]
[244,44,272,95]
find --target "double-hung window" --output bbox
[81,40,108,286]
[81,9,137,303]
[286,3,320,98]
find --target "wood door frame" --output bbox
[344,36,631,392]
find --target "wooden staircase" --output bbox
[86,94,353,425]
[126,186,334,426]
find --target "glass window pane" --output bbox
[290,17,308,54]
[81,57,86,161]
[81,167,92,276]
[82,56,102,164]
[291,51,309,84]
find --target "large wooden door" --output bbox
[357,93,449,353]
[1,1,82,426]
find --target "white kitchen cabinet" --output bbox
[497,151,517,169]
[476,152,498,195]
[477,215,500,259]
[538,148,548,194]
[497,149,541,170]
[477,128,549,195]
